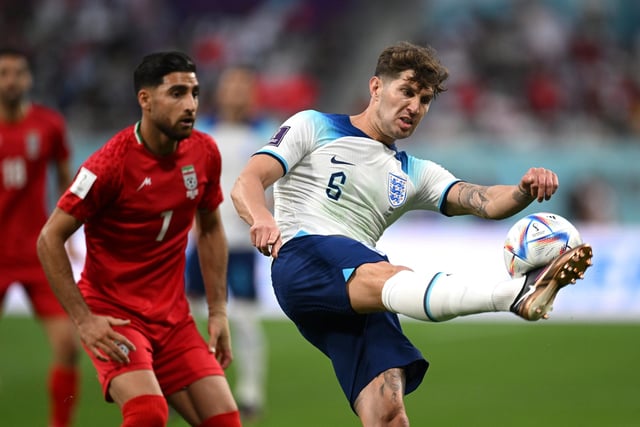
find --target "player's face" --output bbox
[215,67,257,121]
[373,70,433,142]
[0,55,32,107]
[145,71,199,141]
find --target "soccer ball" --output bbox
[503,212,583,278]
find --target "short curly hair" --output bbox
[375,41,448,96]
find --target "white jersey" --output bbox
[256,110,461,247]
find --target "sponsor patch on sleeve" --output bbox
[70,166,97,199]
[268,126,290,146]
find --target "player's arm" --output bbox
[54,157,73,195]
[231,153,284,258]
[195,207,232,368]
[445,167,557,219]
[53,157,82,260]
[37,207,135,363]
[37,208,88,318]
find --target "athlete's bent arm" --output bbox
[53,157,81,259]
[37,209,90,322]
[231,154,284,258]
[445,167,557,219]
[195,208,233,368]
[37,208,135,363]
[54,158,73,195]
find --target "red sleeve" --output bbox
[57,133,126,221]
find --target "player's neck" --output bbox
[0,100,30,123]
[136,120,178,156]
[350,111,395,146]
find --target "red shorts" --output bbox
[84,310,224,401]
[0,264,67,317]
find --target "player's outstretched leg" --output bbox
[511,243,593,321]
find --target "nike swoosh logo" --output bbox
[330,155,354,166]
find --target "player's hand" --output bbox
[250,215,283,258]
[206,311,233,369]
[519,167,559,202]
[76,314,136,364]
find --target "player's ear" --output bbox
[137,89,151,109]
[370,76,382,99]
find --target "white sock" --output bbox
[230,299,266,408]
[381,270,526,322]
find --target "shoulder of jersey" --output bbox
[188,129,218,152]
[189,128,214,142]
[96,125,138,160]
[29,103,66,126]
[294,109,323,120]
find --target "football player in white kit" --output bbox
[231,41,593,426]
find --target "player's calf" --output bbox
[198,411,242,427]
[121,394,168,427]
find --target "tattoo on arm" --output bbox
[514,185,535,204]
[456,183,490,217]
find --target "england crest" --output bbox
[388,172,407,207]
[181,165,199,200]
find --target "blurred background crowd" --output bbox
[2,0,639,222]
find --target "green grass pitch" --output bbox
[0,316,638,426]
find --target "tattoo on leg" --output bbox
[381,369,403,402]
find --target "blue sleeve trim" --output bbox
[438,179,464,216]
[254,150,288,176]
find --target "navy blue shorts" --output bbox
[185,246,257,300]
[272,234,428,410]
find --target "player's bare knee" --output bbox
[349,263,412,312]
[383,407,410,427]
[358,397,408,427]
[371,394,409,427]
[353,263,410,289]
[50,339,80,366]
[55,349,80,367]
[356,368,409,426]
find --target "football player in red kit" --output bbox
[0,47,80,427]
[38,51,241,427]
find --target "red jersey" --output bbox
[58,123,223,324]
[0,104,70,267]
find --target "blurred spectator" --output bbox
[413,0,640,143]
[2,0,639,142]
[186,65,276,422]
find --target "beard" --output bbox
[157,119,193,141]
[0,91,24,109]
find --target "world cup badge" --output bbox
[388,172,407,207]
[182,165,199,199]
